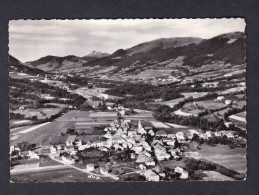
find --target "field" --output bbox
[181,100,227,115]
[10,110,118,146]
[181,92,208,99]
[11,167,113,182]
[125,109,156,121]
[71,87,121,100]
[213,108,232,119]
[150,121,170,128]
[185,143,246,174]
[202,171,235,181]
[174,109,199,117]
[155,97,186,108]
[13,108,62,120]
[135,69,173,78]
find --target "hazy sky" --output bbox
[9,19,245,62]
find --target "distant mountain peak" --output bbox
[86,50,110,58]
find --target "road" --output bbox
[49,155,119,180]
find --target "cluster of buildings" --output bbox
[10,146,40,161]
[98,119,189,181]
[10,108,238,181]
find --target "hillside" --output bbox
[126,37,202,54]
[25,32,245,78]
[9,55,46,76]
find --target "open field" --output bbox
[185,143,246,174]
[180,100,227,116]
[10,120,32,127]
[202,171,235,181]
[182,92,208,99]
[11,167,113,182]
[135,69,173,78]
[10,121,74,146]
[71,87,121,100]
[155,97,186,108]
[89,112,117,118]
[174,109,199,117]
[13,108,62,120]
[10,110,119,146]
[150,121,170,128]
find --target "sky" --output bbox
[9,19,246,62]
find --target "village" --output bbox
[10,101,246,182]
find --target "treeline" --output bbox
[10,78,87,108]
[224,106,246,121]
[153,105,226,130]
[63,76,88,87]
[105,83,182,101]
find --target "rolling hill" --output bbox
[24,32,245,77]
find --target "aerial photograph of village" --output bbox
[9,19,246,182]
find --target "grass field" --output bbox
[155,97,186,108]
[11,167,113,182]
[10,110,116,146]
[182,100,226,113]
[185,143,246,174]
[202,171,235,181]
[13,108,62,120]
[135,69,173,78]
[182,92,208,99]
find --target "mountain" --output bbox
[83,31,245,68]
[126,37,202,54]
[26,55,92,73]
[9,55,46,75]
[84,50,110,58]
[25,32,245,76]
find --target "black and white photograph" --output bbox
[9,19,246,182]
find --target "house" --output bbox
[148,130,155,136]
[62,156,75,164]
[66,135,77,146]
[100,166,109,175]
[145,158,156,166]
[139,164,146,170]
[214,132,221,137]
[136,153,148,163]
[130,153,136,159]
[10,146,15,155]
[169,149,179,159]
[174,167,188,179]
[156,152,170,161]
[166,140,175,147]
[75,140,82,147]
[23,151,39,159]
[226,132,234,139]
[186,132,194,140]
[176,132,185,143]
[156,130,168,137]
[107,106,113,110]
[19,106,25,110]
[137,125,146,135]
[143,170,160,182]
[206,131,212,138]
[199,133,208,140]
[50,146,58,155]
[86,164,95,171]
[225,100,232,105]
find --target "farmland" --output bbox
[185,143,246,174]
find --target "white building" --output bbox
[143,170,160,182]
